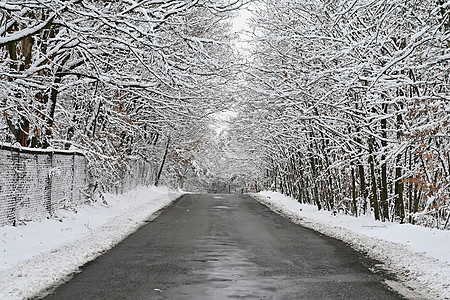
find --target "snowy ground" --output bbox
[0,186,183,300]
[2,189,448,299]
[250,191,450,300]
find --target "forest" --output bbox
[1,0,449,229]
[0,0,242,190]
[237,0,450,229]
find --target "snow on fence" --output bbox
[0,144,89,227]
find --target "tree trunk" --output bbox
[369,138,380,221]
[352,167,358,217]
[438,0,450,48]
[358,163,367,215]
[394,110,405,223]
[7,42,18,71]
[394,163,405,223]
[380,103,389,221]
[155,137,170,186]
[310,155,322,210]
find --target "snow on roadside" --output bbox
[250,191,450,300]
[0,186,182,300]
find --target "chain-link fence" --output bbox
[108,159,156,195]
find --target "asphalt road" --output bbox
[41,194,404,299]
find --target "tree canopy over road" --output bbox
[1,0,243,188]
[234,0,450,228]
[1,0,449,228]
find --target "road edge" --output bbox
[248,193,443,300]
[1,192,184,300]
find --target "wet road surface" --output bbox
[41,194,404,299]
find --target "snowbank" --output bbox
[250,191,450,300]
[0,186,182,300]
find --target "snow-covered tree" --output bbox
[237,0,449,228]
[1,0,247,189]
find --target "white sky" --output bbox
[232,7,253,33]
[210,5,254,137]
[231,5,254,53]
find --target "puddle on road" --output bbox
[150,197,402,299]
[211,205,235,210]
[163,235,276,299]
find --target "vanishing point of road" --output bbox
[42,194,404,299]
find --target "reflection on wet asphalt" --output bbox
[43,194,405,300]
[166,197,272,299]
